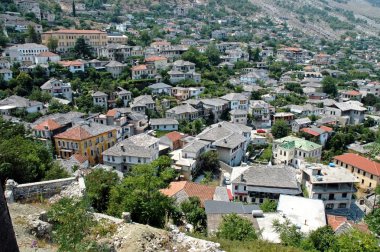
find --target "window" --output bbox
[259,198,264,203]
[342,193,347,198]
[338,203,347,209]
[234,185,238,190]
[318,194,322,199]
[326,203,334,209]
[371,175,374,179]
[362,179,364,184]
[363,172,366,176]
[244,186,246,191]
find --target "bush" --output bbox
[217,214,257,241]
[260,199,277,213]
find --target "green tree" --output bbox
[273,218,304,247]
[260,199,277,213]
[44,162,70,181]
[107,164,174,228]
[217,214,258,241]
[307,226,337,252]
[322,76,338,97]
[47,198,95,251]
[180,197,207,232]
[271,120,290,139]
[26,25,40,43]
[47,37,59,52]
[85,169,120,213]
[196,151,220,174]
[139,30,151,46]
[336,228,379,252]
[73,37,92,58]
[205,43,221,66]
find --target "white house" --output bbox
[221,93,249,111]
[92,91,108,109]
[2,43,49,64]
[40,78,72,101]
[150,118,179,131]
[102,134,159,172]
[34,51,61,64]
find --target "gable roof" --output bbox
[334,153,380,176]
[54,123,116,141]
[33,118,62,131]
[160,181,216,206]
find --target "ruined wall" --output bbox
[5,177,76,203]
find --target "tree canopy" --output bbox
[217,214,258,241]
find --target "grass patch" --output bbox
[154,130,172,138]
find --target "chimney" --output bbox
[240,174,244,182]
[224,139,227,143]
[120,144,125,152]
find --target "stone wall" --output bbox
[5,177,77,203]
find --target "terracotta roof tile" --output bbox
[160,181,216,206]
[327,214,347,231]
[334,153,380,176]
[44,29,105,34]
[54,126,92,140]
[165,131,185,142]
[145,56,167,62]
[59,60,84,67]
[301,128,320,136]
[106,108,118,117]
[320,125,333,132]
[344,90,361,96]
[73,153,88,164]
[33,119,62,131]
[132,64,147,71]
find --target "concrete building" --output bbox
[230,109,248,125]
[2,43,48,64]
[92,91,108,109]
[301,163,357,212]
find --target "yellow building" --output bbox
[54,123,117,165]
[42,29,107,53]
[334,153,380,190]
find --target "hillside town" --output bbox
[1,0,380,251]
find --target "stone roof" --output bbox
[198,121,251,142]
[150,118,179,126]
[0,95,42,108]
[105,60,126,67]
[214,132,246,149]
[182,140,209,153]
[232,164,300,193]
[102,138,157,158]
[166,104,198,114]
[131,95,154,107]
[148,82,172,89]
[220,92,248,101]
[92,91,107,97]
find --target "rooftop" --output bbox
[275,136,322,151]
[334,153,380,176]
[302,163,358,184]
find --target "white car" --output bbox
[224,172,231,185]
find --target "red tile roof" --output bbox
[301,128,320,136]
[44,29,105,34]
[131,64,147,71]
[334,153,380,176]
[160,181,216,206]
[54,126,92,141]
[145,56,167,62]
[73,153,88,164]
[327,214,347,231]
[33,119,62,131]
[59,60,84,67]
[344,90,361,96]
[37,51,59,57]
[165,131,185,142]
[106,108,118,117]
[320,125,333,132]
